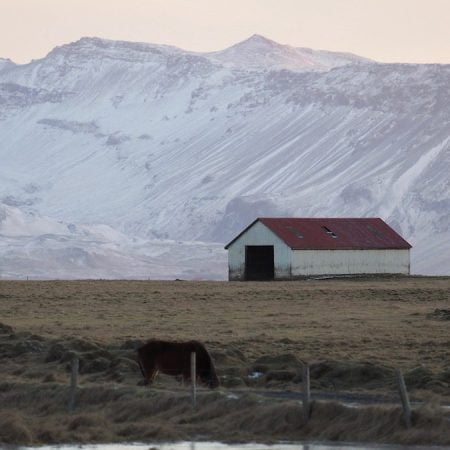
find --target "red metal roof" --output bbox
[225,218,412,250]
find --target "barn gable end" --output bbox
[226,220,291,281]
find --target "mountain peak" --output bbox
[208,34,370,72]
[225,34,285,53]
[240,34,279,45]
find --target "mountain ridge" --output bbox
[2,34,373,73]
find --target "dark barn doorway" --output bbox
[245,245,274,280]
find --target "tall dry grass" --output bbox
[1,383,449,446]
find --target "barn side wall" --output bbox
[291,249,410,276]
[227,221,291,280]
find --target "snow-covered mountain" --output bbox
[0,58,15,73]
[0,35,449,278]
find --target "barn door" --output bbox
[245,246,274,280]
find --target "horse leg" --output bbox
[138,356,159,386]
[182,367,191,385]
[181,373,193,386]
[148,368,159,384]
[138,360,149,385]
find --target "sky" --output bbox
[1,0,449,64]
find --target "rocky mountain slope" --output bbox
[0,35,449,278]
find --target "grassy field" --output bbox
[1,276,449,370]
[1,276,450,446]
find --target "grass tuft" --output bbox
[0,412,33,445]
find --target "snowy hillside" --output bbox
[0,35,449,278]
[0,204,226,279]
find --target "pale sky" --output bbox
[1,0,449,64]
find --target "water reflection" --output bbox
[23,442,447,450]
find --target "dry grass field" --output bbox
[1,276,450,446]
[1,276,449,370]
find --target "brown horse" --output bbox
[137,339,220,389]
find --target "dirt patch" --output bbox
[427,308,450,320]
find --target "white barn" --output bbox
[224,218,412,281]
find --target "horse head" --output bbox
[208,374,220,389]
[206,360,220,389]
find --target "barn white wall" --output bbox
[291,249,410,276]
[227,221,291,280]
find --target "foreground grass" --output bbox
[1,381,449,446]
[0,277,449,445]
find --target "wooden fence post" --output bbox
[191,352,197,410]
[396,369,412,428]
[68,356,79,411]
[302,363,311,424]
